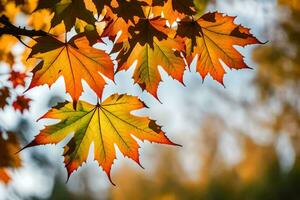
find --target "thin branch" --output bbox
[0,15,49,45]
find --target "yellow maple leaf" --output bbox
[25,94,177,184]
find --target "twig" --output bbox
[0,15,49,45]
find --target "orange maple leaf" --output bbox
[153,0,195,24]
[119,38,185,98]
[102,7,133,44]
[177,12,262,84]
[116,16,185,98]
[27,35,114,106]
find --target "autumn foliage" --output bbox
[0,134,21,184]
[0,0,261,185]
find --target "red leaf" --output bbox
[9,71,27,88]
[13,95,31,113]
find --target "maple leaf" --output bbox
[13,95,31,113]
[28,35,114,106]
[0,133,22,184]
[177,12,262,84]
[35,0,96,32]
[112,16,171,55]
[171,0,195,15]
[115,16,185,98]
[153,0,196,24]
[8,70,27,88]
[119,38,185,98]
[24,94,177,184]
[111,0,147,23]
[101,7,133,44]
[0,87,10,109]
[128,16,170,47]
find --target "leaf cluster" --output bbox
[0,0,261,184]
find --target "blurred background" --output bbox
[1,0,300,199]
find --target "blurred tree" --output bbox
[252,0,300,154]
